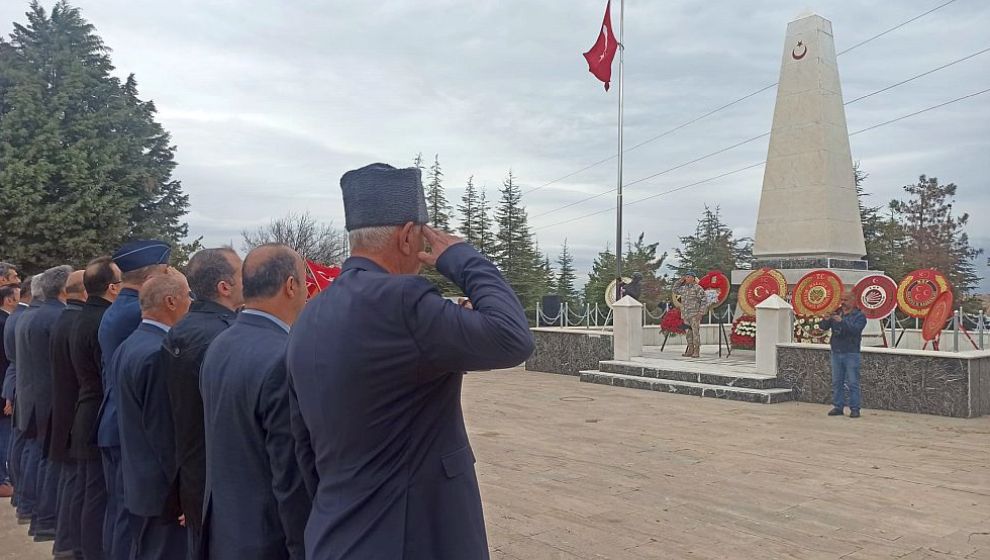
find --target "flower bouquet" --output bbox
[660,307,687,334]
[731,315,756,350]
[793,315,832,344]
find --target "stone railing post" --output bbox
[613,296,644,361]
[756,294,793,375]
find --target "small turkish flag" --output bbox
[583,0,618,91]
[305,260,341,299]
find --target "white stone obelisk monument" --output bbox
[736,13,870,286]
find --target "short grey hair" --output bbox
[29,275,43,299]
[0,262,16,280]
[39,265,72,299]
[348,226,398,252]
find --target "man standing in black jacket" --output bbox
[48,270,87,558]
[161,247,243,553]
[68,256,121,560]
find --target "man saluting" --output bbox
[287,163,535,560]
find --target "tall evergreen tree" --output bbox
[623,233,669,310]
[425,154,452,232]
[890,175,983,298]
[0,1,197,271]
[555,239,580,307]
[583,245,616,310]
[493,170,542,308]
[673,206,752,277]
[413,152,424,172]
[476,186,494,257]
[457,175,480,246]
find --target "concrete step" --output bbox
[579,371,794,404]
[598,360,780,390]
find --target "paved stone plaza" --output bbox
[1,366,988,559]
[471,368,989,559]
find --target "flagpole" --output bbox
[614,0,625,302]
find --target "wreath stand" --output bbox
[717,316,732,357]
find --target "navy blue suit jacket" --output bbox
[112,321,176,517]
[2,303,30,401]
[200,311,311,560]
[286,243,534,560]
[14,299,65,438]
[97,287,141,448]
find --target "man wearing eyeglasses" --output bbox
[68,256,122,560]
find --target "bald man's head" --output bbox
[140,271,192,326]
[242,244,305,301]
[65,270,87,300]
[242,244,308,325]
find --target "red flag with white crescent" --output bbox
[583,1,618,91]
[305,260,341,299]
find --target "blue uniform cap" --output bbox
[340,163,429,232]
[112,240,171,272]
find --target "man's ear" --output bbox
[398,222,416,256]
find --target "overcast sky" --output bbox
[3,0,989,289]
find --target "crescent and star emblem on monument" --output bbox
[791,40,807,60]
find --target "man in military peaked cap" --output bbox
[97,240,171,560]
[287,163,535,560]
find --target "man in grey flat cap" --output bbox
[287,163,534,560]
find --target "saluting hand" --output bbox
[418,225,465,267]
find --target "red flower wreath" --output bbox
[660,307,687,334]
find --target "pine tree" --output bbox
[539,250,556,301]
[476,187,494,257]
[457,175,480,246]
[555,239,580,307]
[493,170,542,308]
[583,245,617,310]
[890,175,983,298]
[0,1,196,271]
[413,152,424,171]
[623,233,669,310]
[424,154,452,232]
[673,206,752,277]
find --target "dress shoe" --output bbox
[850,410,861,418]
[827,408,844,416]
[52,549,77,559]
[0,483,12,498]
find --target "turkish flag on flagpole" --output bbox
[583,0,619,90]
[305,260,341,299]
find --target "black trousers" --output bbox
[76,457,106,560]
[130,512,187,560]
[54,459,83,553]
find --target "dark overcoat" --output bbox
[67,296,112,460]
[200,311,311,560]
[48,299,84,461]
[286,243,534,560]
[160,299,235,536]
